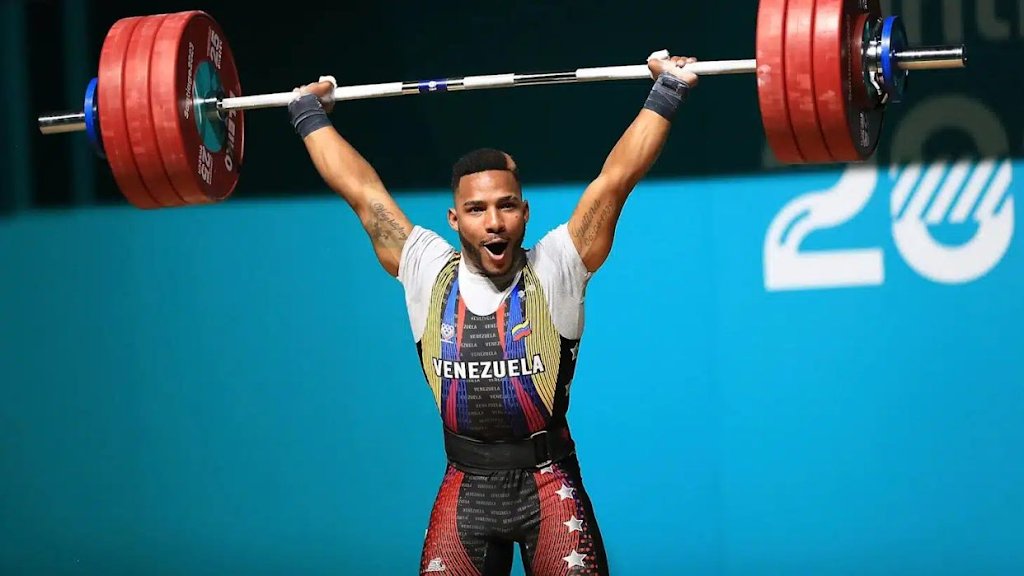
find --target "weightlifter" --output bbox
[285,52,699,575]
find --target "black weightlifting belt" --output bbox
[443,425,575,471]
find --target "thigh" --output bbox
[420,467,517,576]
[520,458,610,576]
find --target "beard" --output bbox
[458,229,524,287]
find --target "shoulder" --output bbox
[527,223,591,283]
[397,226,458,342]
[398,226,456,284]
[525,223,592,340]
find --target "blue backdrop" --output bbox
[2,155,1021,575]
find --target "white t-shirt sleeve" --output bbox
[397,226,456,341]
[527,223,593,340]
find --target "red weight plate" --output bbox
[150,11,244,205]
[124,14,187,207]
[849,11,876,109]
[97,16,161,209]
[813,0,883,161]
[756,0,803,163]
[784,0,833,163]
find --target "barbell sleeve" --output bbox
[38,111,88,135]
[894,45,967,70]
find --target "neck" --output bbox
[462,249,525,290]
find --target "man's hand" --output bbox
[293,76,337,113]
[647,53,700,87]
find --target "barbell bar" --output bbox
[36,1,967,209]
[37,58,761,134]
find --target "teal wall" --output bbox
[3,158,1022,574]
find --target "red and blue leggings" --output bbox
[419,455,609,576]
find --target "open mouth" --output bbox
[483,240,509,257]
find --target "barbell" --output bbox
[37,0,966,210]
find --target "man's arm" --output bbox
[568,55,699,272]
[289,79,412,277]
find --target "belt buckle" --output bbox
[529,430,552,469]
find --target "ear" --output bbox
[447,207,459,232]
[522,199,530,223]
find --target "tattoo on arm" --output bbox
[367,201,409,248]
[572,198,616,249]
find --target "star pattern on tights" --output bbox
[563,515,583,532]
[563,549,586,568]
[556,484,575,500]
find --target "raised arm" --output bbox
[288,78,413,277]
[567,55,699,272]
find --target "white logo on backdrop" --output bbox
[764,97,1014,291]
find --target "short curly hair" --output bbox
[450,148,520,193]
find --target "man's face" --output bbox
[448,170,529,278]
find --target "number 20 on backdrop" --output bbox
[764,95,1016,291]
